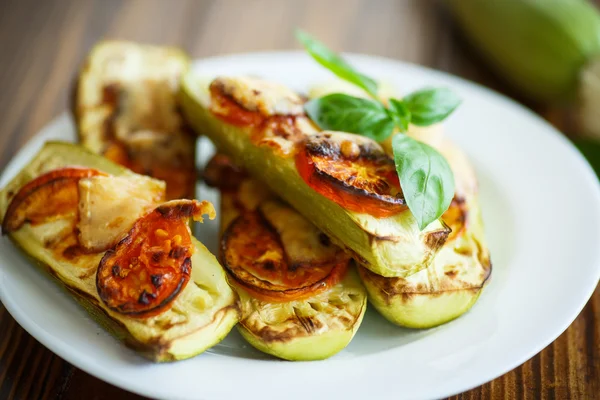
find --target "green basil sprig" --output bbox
[297,30,461,230]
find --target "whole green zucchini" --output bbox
[448,0,600,138]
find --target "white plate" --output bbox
[1,52,599,400]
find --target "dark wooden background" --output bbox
[0,0,598,399]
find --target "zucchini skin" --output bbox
[179,74,449,278]
[0,142,239,362]
[235,269,367,361]
[447,0,600,102]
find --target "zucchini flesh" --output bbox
[180,74,449,278]
[0,142,239,361]
[217,174,367,360]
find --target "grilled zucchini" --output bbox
[73,41,196,200]
[0,142,239,361]
[205,155,367,360]
[359,138,491,328]
[310,81,491,328]
[180,74,449,278]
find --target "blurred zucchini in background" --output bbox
[447,0,600,139]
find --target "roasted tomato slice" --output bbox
[96,199,216,318]
[443,197,467,241]
[2,167,107,233]
[203,154,247,191]
[221,208,349,303]
[209,82,265,127]
[295,132,406,218]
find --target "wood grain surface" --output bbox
[0,0,598,399]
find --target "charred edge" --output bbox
[221,212,341,295]
[2,176,73,233]
[445,269,458,278]
[62,245,85,260]
[112,273,189,317]
[169,246,186,259]
[181,258,192,275]
[151,274,163,288]
[138,290,157,305]
[226,260,342,302]
[424,226,451,250]
[314,163,405,206]
[156,202,194,218]
[477,238,493,284]
[151,250,164,263]
[305,135,387,163]
[360,265,489,304]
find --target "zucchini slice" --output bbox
[358,193,491,328]
[73,41,196,200]
[208,155,367,360]
[180,74,449,278]
[308,81,492,328]
[359,138,491,328]
[0,142,239,361]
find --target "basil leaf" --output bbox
[392,134,455,230]
[404,88,461,126]
[305,94,395,142]
[296,30,379,98]
[387,98,411,132]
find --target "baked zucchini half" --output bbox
[179,74,449,278]
[205,155,367,360]
[0,142,239,361]
[308,81,491,328]
[358,139,491,328]
[73,41,196,200]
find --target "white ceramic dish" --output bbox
[1,52,599,400]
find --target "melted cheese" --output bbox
[213,76,304,116]
[259,200,339,265]
[77,175,165,252]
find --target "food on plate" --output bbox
[179,75,450,278]
[310,81,491,327]
[72,41,196,199]
[204,154,367,360]
[0,142,239,361]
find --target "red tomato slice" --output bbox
[221,211,349,303]
[2,167,107,233]
[96,199,215,318]
[295,132,406,218]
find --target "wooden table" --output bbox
[0,0,598,398]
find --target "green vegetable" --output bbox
[387,99,411,132]
[392,135,455,230]
[298,31,460,229]
[403,88,462,126]
[447,0,600,138]
[304,94,395,142]
[296,30,378,97]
